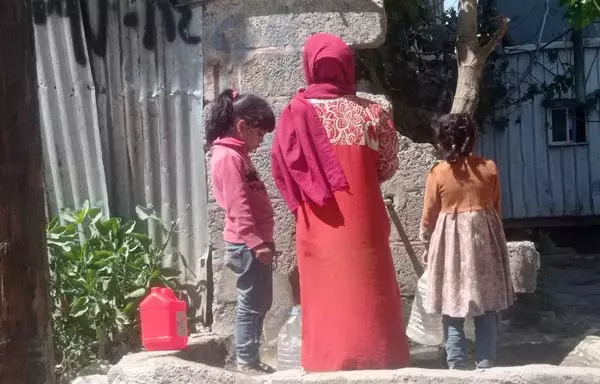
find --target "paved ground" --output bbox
[409,251,600,369]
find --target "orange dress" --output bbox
[296,96,410,371]
[420,157,514,318]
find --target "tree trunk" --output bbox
[0,1,55,383]
[451,0,509,116]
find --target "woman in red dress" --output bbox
[271,33,410,372]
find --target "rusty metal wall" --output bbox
[33,0,209,321]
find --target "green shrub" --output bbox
[47,202,189,377]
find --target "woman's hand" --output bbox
[253,243,274,265]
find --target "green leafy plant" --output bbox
[48,202,190,378]
[560,0,600,29]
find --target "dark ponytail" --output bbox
[205,89,236,147]
[433,113,476,163]
[205,89,276,148]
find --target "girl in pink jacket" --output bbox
[206,89,276,374]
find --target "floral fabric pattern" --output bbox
[309,96,399,182]
[421,207,515,318]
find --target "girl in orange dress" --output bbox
[271,33,410,372]
[420,114,514,370]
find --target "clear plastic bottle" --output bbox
[277,305,302,370]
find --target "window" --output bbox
[548,106,587,145]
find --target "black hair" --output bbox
[205,89,276,148]
[433,113,477,163]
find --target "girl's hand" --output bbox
[253,244,274,265]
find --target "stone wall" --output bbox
[203,0,437,340]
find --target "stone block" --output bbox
[382,136,438,242]
[260,97,291,149]
[263,272,295,345]
[72,375,107,384]
[203,57,239,104]
[507,241,541,294]
[382,136,438,195]
[250,149,281,199]
[107,353,241,384]
[561,335,600,368]
[386,190,425,243]
[356,92,392,114]
[271,200,297,277]
[207,202,225,255]
[390,241,425,298]
[203,0,386,56]
[240,51,305,98]
[109,353,600,384]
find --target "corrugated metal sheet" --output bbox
[479,41,600,220]
[33,0,208,320]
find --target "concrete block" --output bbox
[271,200,297,277]
[382,136,438,243]
[356,92,392,114]
[562,335,600,368]
[507,241,541,294]
[72,375,107,384]
[382,136,438,195]
[389,241,425,298]
[386,190,426,243]
[263,272,295,345]
[207,202,225,255]
[204,0,386,56]
[249,149,280,199]
[240,51,305,97]
[107,353,241,384]
[109,352,600,384]
[203,57,239,104]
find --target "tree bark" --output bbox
[0,1,55,383]
[451,0,509,116]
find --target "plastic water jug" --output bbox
[139,287,188,351]
[277,305,302,370]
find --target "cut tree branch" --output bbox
[480,16,510,58]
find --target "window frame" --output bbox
[547,106,588,147]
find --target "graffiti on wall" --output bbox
[32,0,201,67]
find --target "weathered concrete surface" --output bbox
[203,0,385,55]
[108,350,600,384]
[507,241,541,294]
[72,375,107,384]
[108,354,241,384]
[203,0,386,101]
[561,335,600,368]
[382,138,438,297]
[265,366,600,383]
[72,361,111,384]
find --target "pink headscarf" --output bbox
[271,33,355,212]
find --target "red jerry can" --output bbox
[139,287,188,351]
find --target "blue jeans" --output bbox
[225,243,273,365]
[443,312,497,369]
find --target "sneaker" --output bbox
[476,360,494,370]
[237,362,276,375]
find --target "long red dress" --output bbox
[296,95,410,371]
